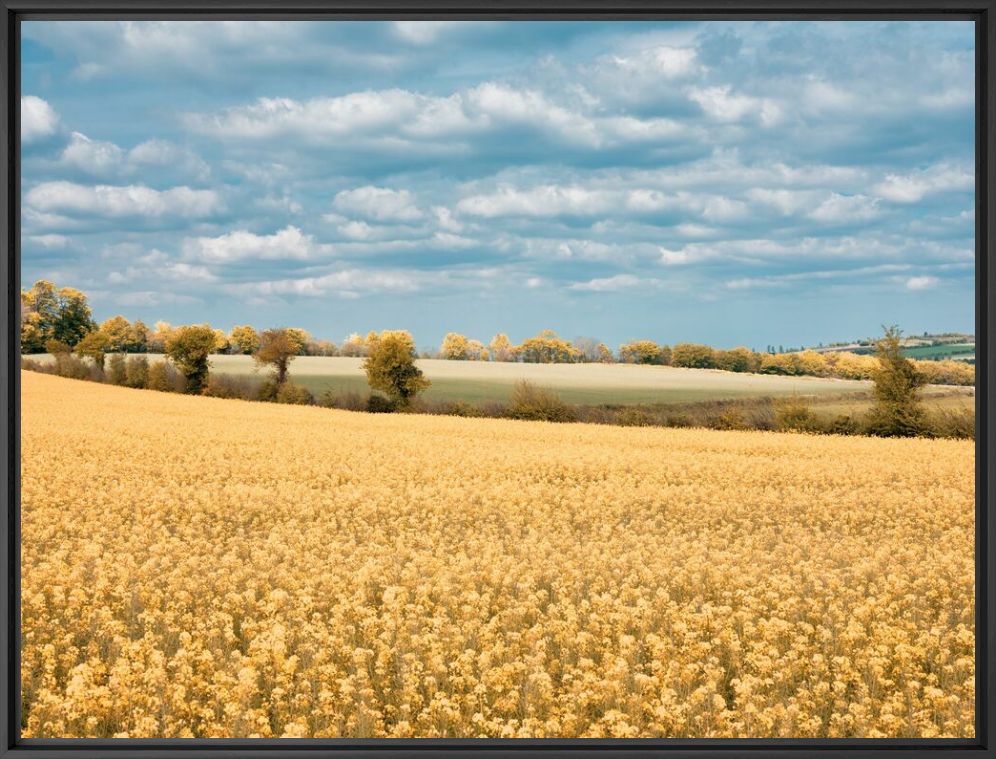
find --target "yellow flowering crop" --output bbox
[20,371,974,738]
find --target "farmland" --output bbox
[20,371,975,738]
[27,353,894,405]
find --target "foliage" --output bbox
[164,324,217,394]
[275,382,314,405]
[489,333,514,362]
[254,328,301,385]
[20,280,95,351]
[506,380,578,422]
[146,361,185,393]
[867,326,928,437]
[74,331,112,370]
[671,343,717,369]
[229,325,261,355]
[517,330,580,364]
[363,330,430,406]
[618,340,668,365]
[107,353,128,386]
[125,355,150,389]
[440,332,471,360]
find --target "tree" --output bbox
[619,340,667,365]
[147,321,173,354]
[131,320,150,353]
[489,333,514,362]
[229,325,260,355]
[340,333,367,357]
[125,355,150,388]
[441,332,470,360]
[286,328,311,355]
[254,328,301,385]
[517,330,580,363]
[99,316,134,352]
[867,326,928,437]
[165,324,216,394]
[363,330,430,406]
[20,280,95,350]
[572,337,606,363]
[671,343,717,369]
[466,339,488,361]
[74,331,112,370]
[50,287,94,346]
[715,346,759,373]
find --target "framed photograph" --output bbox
[2,1,993,758]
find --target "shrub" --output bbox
[929,407,975,439]
[367,394,397,413]
[319,390,367,411]
[204,374,258,400]
[775,397,821,433]
[275,382,314,405]
[147,361,185,393]
[107,353,127,385]
[506,381,577,423]
[826,415,861,436]
[125,355,150,389]
[54,353,90,380]
[867,326,928,437]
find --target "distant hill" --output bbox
[802,333,975,364]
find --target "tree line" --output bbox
[20,279,975,389]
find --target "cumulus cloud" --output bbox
[569,274,659,292]
[873,163,974,203]
[687,85,782,126]
[181,226,328,263]
[21,96,59,143]
[332,186,423,222]
[25,181,223,219]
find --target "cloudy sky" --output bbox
[21,20,974,350]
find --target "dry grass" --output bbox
[20,371,974,738]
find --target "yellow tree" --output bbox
[489,333,514,362]
[363,330,430,406]
[441,332,470,360]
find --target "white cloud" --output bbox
[25,181,223,218]
[391,21,464,45]
[234,269,424,297]
[21,96,59,143]
[569,274,652,292]
[182,225,327,263]
[60,132,124,175]
[128,139,211,181]
[458,185,613,218]
[808,193,881,223]
[906,275,938,290]
[687,86,782,126]
[873,163,973,203]
[332,186,423,222]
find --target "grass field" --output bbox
[21,372,974,738]
[901,344,975,362]
[30,353,881,405]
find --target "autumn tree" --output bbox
[619,340,668,365]
[74,331,112,370]
[671,343,717,369]
[489,333,515,362]
[340,333,367,357]
[441,332,471,360]
[517,330,580,364]
[165,324,217,394]
[20,280,95,351]
[867,326,928,437]
[363,330,430,406]
[253,328,301,385]
[229,325,260,355]
[99,316,134,352]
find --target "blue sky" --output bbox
[20,20,975,351]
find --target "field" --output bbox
[901,344,976,363]
[20,371,974,739]
[27,353,897,405]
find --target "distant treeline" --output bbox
[20,279,975,386]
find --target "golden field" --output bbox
[20,371,975,739]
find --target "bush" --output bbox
[204,374,257,400]
[712,407,752,431]
[125,355,150,389]
[826,414,860,436]
[506,381,578,423]
[319,390,367,411]
[775,397,821,433]
[107,353,127,385]
[366,394,397,413]
[928,407,975,439]
[147,361,185,393]
[275,382,314,405]
[257,381,278,402]
[54,353,91,380]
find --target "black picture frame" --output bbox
[2,3,993,757]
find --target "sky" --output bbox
[20,20,975,351]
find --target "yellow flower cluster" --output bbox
[20,371,974,738]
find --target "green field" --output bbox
[901,343,975,361]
